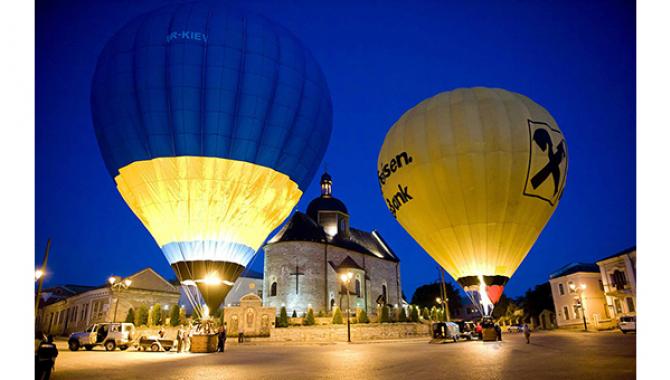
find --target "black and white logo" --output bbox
[523,120,568,206]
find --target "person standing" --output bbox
[494,323,502,341]
[176,325,183,353]
[217,323,227,352]
[523,323,531,344]
[35,335,58,380]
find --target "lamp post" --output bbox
[109,276,132,322]
[570,283,588,331]
[436,297,448,322]
[339,272,353,342]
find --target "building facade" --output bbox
[597,247,636,319]
[263,173,402,316]
[37,268,181,336]
[549,263,610,329]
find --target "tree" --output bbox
[332,307,343,324]
[357,309,369,324]
[398,307,408,322]
[317,310,325,318]
[150,304,162,326]
[380,305,390,323]
[169,305,180,327]
[303,308,316,326]
[179,306,187,325]
[422,307,430,320]
[410,305,420,322]
[430,306,438,321]
[135,305,149,327]
[518,282,555,321]
[291,309,297,318]
[411,281,463,317]
[277,306,289,328]
[125,307,135,324]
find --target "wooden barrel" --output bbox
[189,334,218,353]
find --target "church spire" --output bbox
[320,171,332,197]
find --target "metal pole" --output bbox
[346,286,351,342]
[35,239,52,319]
[581,292,588,331]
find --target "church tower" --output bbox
[307,172,350,239]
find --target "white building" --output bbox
[596,247,636,319]
[37,268,180,336]
[549,263,610,329]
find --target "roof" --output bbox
[549,263,600,279]
[306,196,348,220]
[596,246,636,263]
[266,212,399,262]
[336,256,365,271]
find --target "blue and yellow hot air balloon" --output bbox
[91,2,332,313]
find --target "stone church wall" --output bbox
[264,241,402,316]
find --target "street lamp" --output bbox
[109,276,132,322]
[436,297,448,321]
[570,283,588,331]
[35,269,44,282]
[339,271,353,342]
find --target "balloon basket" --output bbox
[190,333,218,353]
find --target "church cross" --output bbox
[290,260,305,294]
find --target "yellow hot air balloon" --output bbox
[377,87,568,315]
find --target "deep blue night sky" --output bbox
[36,0,635,300]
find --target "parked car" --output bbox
[618,316,636,333]
[507,324,524,333]
[68,322,136,351]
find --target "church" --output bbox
[263,172,403,317]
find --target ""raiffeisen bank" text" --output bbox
[378,151,414,218]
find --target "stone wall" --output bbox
[263,323,430,342]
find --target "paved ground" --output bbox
[50,330,635,380]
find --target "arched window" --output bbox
[330,298,335,309]
[355,279,361,297]
[382,284,387,303]
[270,282,277,297]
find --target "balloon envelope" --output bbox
[92,2,332,311]
[377,87,567,313]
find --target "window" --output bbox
[611,270,628,290]
[355,279,361,297]
[626,297,635,313]
[382,285,387,303]
[270,282,277,297]
[568,281,576,293]
[558,283,565,295]
[573,304,581,320]
[598,280,604,291]
[563,306,569,320]
[614,299,623,314]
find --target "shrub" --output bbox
[410,305,420,323]
[125,308,135,324]
[431,306,438,321]
[169,305,180,327]
[317,310,325,318]
[332,307,344,324]
[292,309,297,318]
[422,307,430,320]
[150,304,162,326]
[380,306,390,323]
[277,306,289,328]
[357,309,369,324]
[398,307,408,322]
[303,308,315,326]
[135,305,149,327]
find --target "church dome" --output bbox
[306,197,348,221]
[306,171,348,221]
